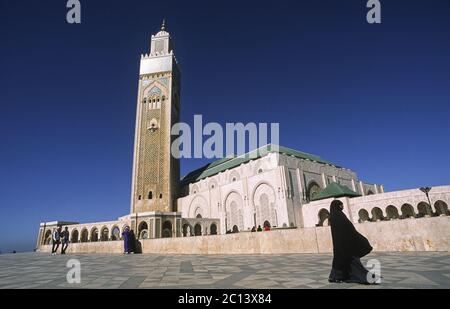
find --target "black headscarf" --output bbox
[330,200,373,269]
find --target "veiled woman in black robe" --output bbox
[128,230,137,254]
[328,200,373,284]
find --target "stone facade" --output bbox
[177,150,384,234]
[38,216,450,254]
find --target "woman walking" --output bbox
[328,200,374,284]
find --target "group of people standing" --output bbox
[251,225,271,232]
[121,227,138,254]
[51,226,70,255]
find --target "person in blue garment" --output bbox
[122,226,130,254]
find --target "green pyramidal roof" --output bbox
[311,182,361,201]
[181,144,340,186]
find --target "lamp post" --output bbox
[419,187,433,216]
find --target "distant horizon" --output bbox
[1,0,449,253]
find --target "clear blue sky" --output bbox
[1,0,449,253]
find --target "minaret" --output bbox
[130,21,181,215]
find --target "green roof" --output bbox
[311,182,360,201]
[181,144,340,186]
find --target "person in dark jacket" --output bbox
[51,226,62,255]
[60,227,70,254]
[328,200,374,284]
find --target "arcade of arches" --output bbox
[316,200,449,227]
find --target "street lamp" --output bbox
[419,187,433,216]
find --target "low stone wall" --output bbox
[38,216,450,254]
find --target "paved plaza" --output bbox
[0,252,449,289]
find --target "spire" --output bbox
[161,19,166,32]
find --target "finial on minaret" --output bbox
[161,19,166,31]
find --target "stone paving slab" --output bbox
[0,252,448,289]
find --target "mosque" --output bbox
[36,23,450,254]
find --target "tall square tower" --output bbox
[130,21,180,215]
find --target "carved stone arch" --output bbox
[401,203,416,219]
[208,179,218,190]
[210,222,218,235]
[358,209,370,223]
[188,195,209,218]
[317,208,330,227]
[371,207,384,221]
[434,200,449,216]
[100,225,109,241]
[229,170,240,183]
[80,228,89,243]
[111,225,121,240]
[306,180,322,201]
[386,205,400,220]
[224,191,244,231]
[142,80,168,97]
[253,159,271,175]
[90,226,99,242]
[251,182,277,228]
[191,184,200,195]
[417,201,433,217]
[70,229,79,243]
[122,223,131,232]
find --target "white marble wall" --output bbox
[302,185,450,228]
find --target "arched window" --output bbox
[358,209,370,223]
[401,204,415,219]
[90,228,99,242]
[182,224,191,237]
[307,182,321,201]
[371,208,384,222]
[434,200,449,216]
[80,229,89,242]
[71,230,79,243]
[100,227,109,241]
[111,227,120,241]
[194,224,202,236]
[418,202,432,218]
[210,223,218,235]
[196,214,202,219]
[386,206,399,220]
[43,230,52,245]
[138,221,149,239]
[317,209,330,227]
[148,191,153,200]
[162,221,172,238]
